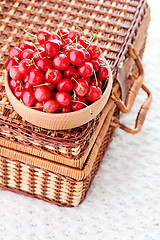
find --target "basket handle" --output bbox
[111,83,152,134]
[111,44,144,113]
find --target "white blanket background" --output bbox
[0,0,160,239]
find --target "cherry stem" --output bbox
[13,56,19,64]
[23,29,37,38]
[59,51,67,56]
[29,50,47,63]
[57,24,66,44]
[75,25,84,35]
[47,69,54,78]
[62,35,77,49]
[94,33,99,51]
[84,33,96,52]
[93,69,98,88]
[72,77,86,91]
[30,42,43,58]
[33,82,51,88]
[71,100,93,114]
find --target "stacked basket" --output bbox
[0,0,152,206]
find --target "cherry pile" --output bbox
[5,28,109,113]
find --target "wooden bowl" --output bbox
[5,60,113,130]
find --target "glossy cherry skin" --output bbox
[18,58,34,75]
[22,90,36,107]
[45,81,55,91]
[23,74,29,83]
[57,28,69,39]
[63,66,80,80]
[78,62,93,78]
[51,33,62,42]
[36,57,52,72]
[37,30,52,45]
[97,65,109,81]
[90,78,103,89]
[9,65,23,81]
[68,49,85,66]
[14,85,24,99]
[21,49,34,59]
[18,40,34,51]
[9,47,23,59]
[43,99,59,113]
[34,101,44,111]
[24,82,33,91]
[57,78,73,92]
[53,54,69,70]
[28,69,45,86]
[61,38,72,48]
[45,69,62,83]
[56,92,71,106]
[90,60,100,72]
[10,79,20,91]
[5,57,20,71]
[74,79,89,96]
[45,40,60,58]
[85,86,102,101]
[61,105,71,113]
[70,96,86,111]
[33,46,46,61]
[84,51,91,62]
[67,30,81,42]
[78,38,90,48]
[34,86,51,102]
[87,44,101,60]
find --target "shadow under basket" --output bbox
[0,0,152,206]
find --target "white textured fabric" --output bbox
[0,1,160,239]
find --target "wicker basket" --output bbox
[0,0,152,206]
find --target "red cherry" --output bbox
[9,65,23,81]
[61,105,71,113]
[78,62,93,78]
[45,40,60,58]
[50,90,57,100]
[5,57,20,71]
[34,86,51,102]
[18,58,34,75]
[84,51,91,62]
[43,99,59,113]
[37,30,52,45]
[87,44,101,60]
[9,47,23,59]
[22,90,36,107]
[21,49,34,59]
[57,78,73,92]
[90,78,102,89]
[56,92,71,106]
[74,79,89,96]
[68,49,85,66]
[10,79,20,91]
[51,33,62,41]
[53,54,69,70]
[34,101,44,111]
[23,74,29,83]
[90,60,100,72]
[28,69,45,86]
[85,86,102,101]
[14,85,24,99]
[24,82,33,91]
[36,57,52,72]
[67,30,81,42]
[45,81,55,91]
[18,41,34,51]
[70,96,86,111]
[82,77,90,84]
[63,66,80,80]
[78,38,90,48]
[97,65,109,81]
[33,46,46,61]
[57,28,69,39]
[45,69,62,83]
[61,38,72,48]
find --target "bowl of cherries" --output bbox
[5,28,113,130]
